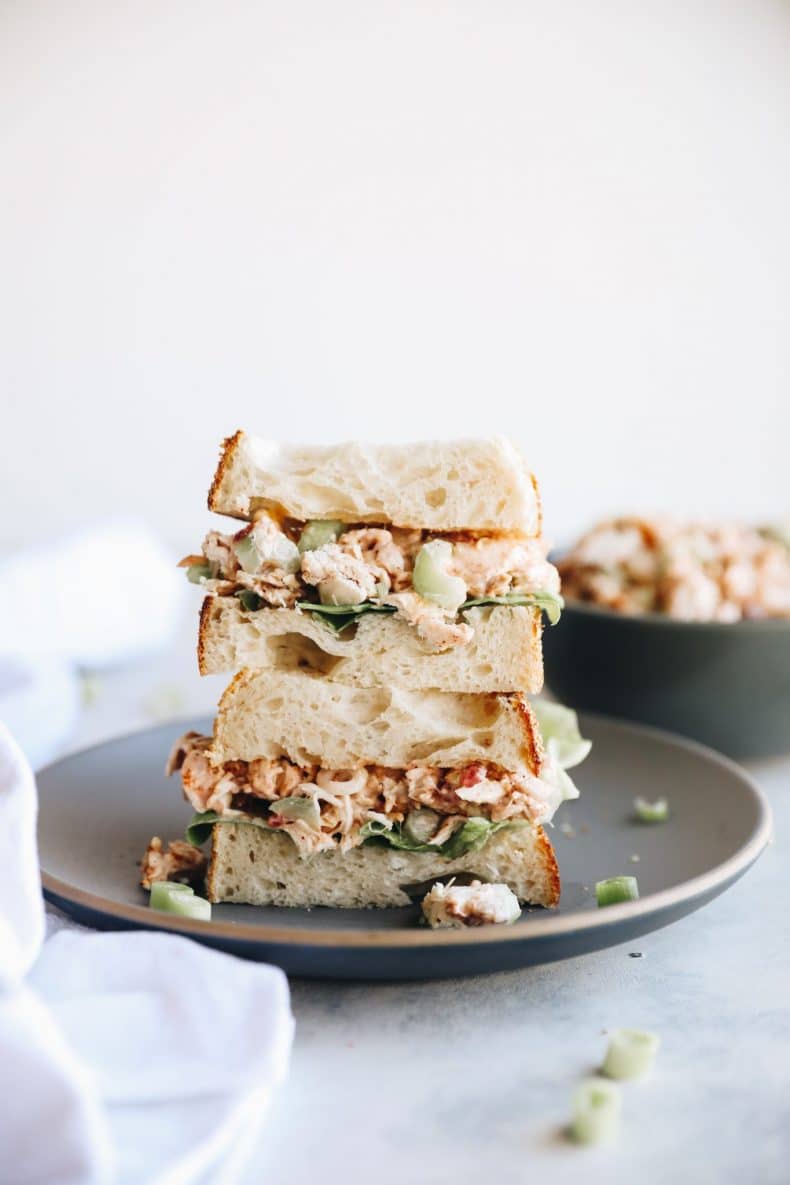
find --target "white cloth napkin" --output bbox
[0,652,81,771]
[0,521,187,769]
[0,722,294,1185]
[0,521,185,668]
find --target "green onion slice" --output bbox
[633,796,669,823]
[151,889,212,921]
[149,881,194,910]
[595,876,639,907]
[570,1078,622,1144]
[603,1029,660,1080]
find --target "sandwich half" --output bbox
[166,674,586,908]
[186,432,562,682]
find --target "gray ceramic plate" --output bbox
[38,715,771,980]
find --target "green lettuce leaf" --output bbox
[185,810,275,847]
[187,810,522,859]
[529,698,591,805]
[295,600,397,633]
[441,817,522,858]
[531,699,592,770]
[189,810,525,857]
[294,588,564,632]
[358,816,524,857]
[462,589,564,626]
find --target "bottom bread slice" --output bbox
[206,823,560,908]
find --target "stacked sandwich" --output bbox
[144,433,588,910]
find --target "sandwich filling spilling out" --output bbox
[167,727,581,859]
[180,512,562,650]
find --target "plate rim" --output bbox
[38,712,773,951]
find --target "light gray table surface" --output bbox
[62,635,789,1185]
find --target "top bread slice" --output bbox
[210,668,544,772]
[208,431,542,533]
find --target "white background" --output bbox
[2,0,790,551]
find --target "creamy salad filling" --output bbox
[166,730,578,857]
[180,512,562,650]
[140,836,207,889]
[559,518,790,621]
[421,879,522,928]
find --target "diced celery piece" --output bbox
[603,1029,660,1080]
[233,535,261,573]
[570,1078,621,1144]
[149,881,194,910]
[298,520,343,553]
[187,563,213,584]
[152,891,212,921]
[275,796,321,829]
[234,529,300,574]
[403,808,441,844]
[413,541,467,611]
[633,796,669,823]
[595,876,639,907]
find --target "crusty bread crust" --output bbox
[536,826,561,905]
[197,595,215,674]
[530,471,543,536]
[514,693,544,769]
[197,597,544,693]
[206,822,560,908]
[210,668,545,771]
[207,430,245,516]
[205,430,542,532]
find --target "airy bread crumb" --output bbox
[208,432,542,533]
[198,597,544,692]
[211,668,544,772]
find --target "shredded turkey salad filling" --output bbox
[139,836,207,890]
[559,517,790,621]
[179,512,562,650]
[167,718,584,858]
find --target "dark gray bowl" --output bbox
[543,601,790,759]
